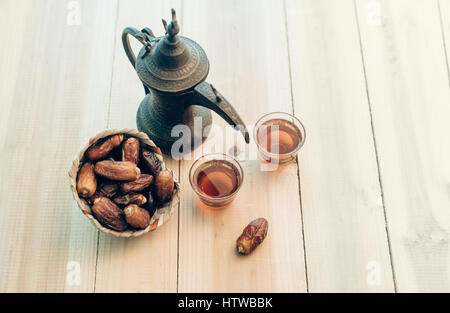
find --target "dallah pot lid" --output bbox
[135,9,210,93]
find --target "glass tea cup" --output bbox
[254,112,306,164]
[189,153,244,207]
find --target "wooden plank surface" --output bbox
[356,0,450,292]
[1,0,449,293]
[286,0,395,292]
[93,0,180,293]
[177,0,307,293]
[440,0,450,86]
[0,0,118,292]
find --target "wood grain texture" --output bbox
[440,0,450,88]
[286,0,395,292]
[356,0,450,292]
[177,0,307,293]
[93,0,180,293]
[0,0,118,292]
[1,0,449,293]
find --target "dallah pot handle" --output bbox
[122,27,155,68]
[122,27,156,94]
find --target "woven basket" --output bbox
[69,129,180,238]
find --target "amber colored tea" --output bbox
[257,118,302,154]
[194,160,241,198]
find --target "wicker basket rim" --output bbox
[68,128,180,238]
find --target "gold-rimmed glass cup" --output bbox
[253,112,306,164]
[189,153,244,207]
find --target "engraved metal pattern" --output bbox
[136,93,213,153]
[157,41,186,56]
[145,40,200,80]
[136,37,209,93]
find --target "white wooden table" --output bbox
[1,0,450,293]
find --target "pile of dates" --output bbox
[76,134,175,232]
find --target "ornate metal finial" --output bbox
[162,8,180,42]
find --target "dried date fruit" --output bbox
[113,193,147,206]
[142,148,163,175]
[86,134,124,161]
[148,146,162,156]
[146,191,156,217]
[87,183,118,204]
[94,160,141,181]
[122,137,140,164]
[147,191,155,207]
[92,197,127,232]
[155,170,174,202]
[236,218,268,255]
[77,162,97,198]
[120,174,154,193]
[97,183,119,198]
[87,195,99,205]
[124,204,150,229]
